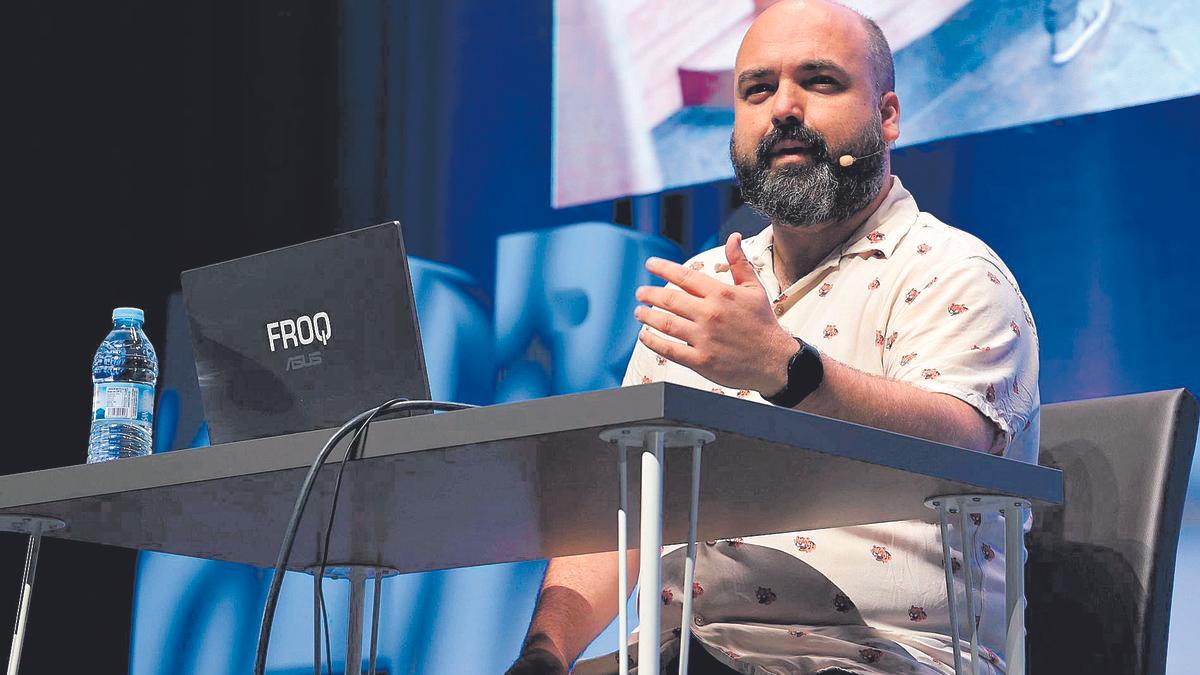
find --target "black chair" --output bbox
[1028,389,1198,674]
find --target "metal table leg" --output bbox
[1,515,66,675]
[346,568,366,674]
[676,440,703,675]
[925,495,1031,675]
[934,506,965,675]
[957,507,982,674]
[307,565,398,674]
[637,429,665,675]
[1003,500,1029,675]
[600,426,715,675]
[616,439,630,675]
[368,570,383,675]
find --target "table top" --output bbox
[0,383,1062,574]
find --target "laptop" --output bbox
[181,222,431,445]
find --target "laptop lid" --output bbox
[181,222,431,445]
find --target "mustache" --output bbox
[756,123,832,165]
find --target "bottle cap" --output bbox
[113,307,145,323]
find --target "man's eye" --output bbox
[808,76,840,87]
[744,83,774,99]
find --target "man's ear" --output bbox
[880,91,900,145]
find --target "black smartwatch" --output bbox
[763,337,824,408]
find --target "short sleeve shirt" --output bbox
[620,176,1040,671]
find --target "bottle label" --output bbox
[93,383,154,424]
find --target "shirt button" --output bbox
[773,304,786,317]
[693,614,705,626]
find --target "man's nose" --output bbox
[770,81,805,128]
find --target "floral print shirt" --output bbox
[616,176,1039,674]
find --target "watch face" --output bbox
[773,338,822,407]
[764,338,808,407]
[798,340,824,376]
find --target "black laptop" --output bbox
[181,222,431,445]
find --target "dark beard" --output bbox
[730,120,887,228]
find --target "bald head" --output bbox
[740,0,894,97]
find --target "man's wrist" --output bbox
[760,332,802,396]
[762,337,824,407]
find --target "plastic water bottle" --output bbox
[87,307,158,463]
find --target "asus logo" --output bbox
[267,312,332,352]
[286,352,323,371]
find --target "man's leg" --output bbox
[664,641,738,675]
[507,551,639,675]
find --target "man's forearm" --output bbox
[797,354,1004,454]
[521,550,640,667]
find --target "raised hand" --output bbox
[634,233,798,394]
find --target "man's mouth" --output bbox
[770,140,814,157]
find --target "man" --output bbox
[511,1,1038,672]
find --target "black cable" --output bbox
[255,399,475,675]
[255,409,373,675]
[315,397,410,675]
[314,570,333,675]
[317,399,474,673]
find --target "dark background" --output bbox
[4,3,338,671]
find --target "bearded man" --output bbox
[510,1,1039,673]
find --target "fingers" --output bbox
[634,305,698,344]
[638,326,702,370]
[635,286,703,321]
[645,257,721,297]
[724,233,761,288]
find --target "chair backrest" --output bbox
[1028,389,1198,675]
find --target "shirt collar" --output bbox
[743,175,918,270]
[744,224,775,270]
[837,175,918,260]
[741,175,918,300]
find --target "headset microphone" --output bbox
[838,147,885,167]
